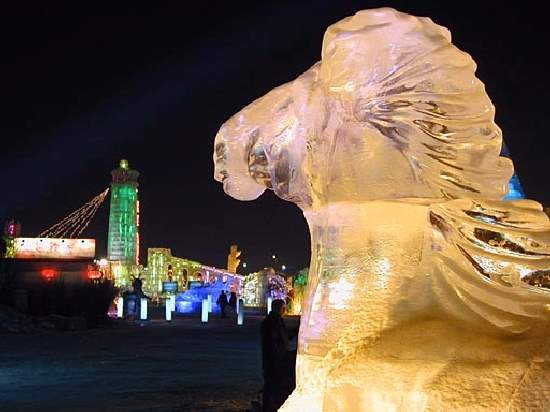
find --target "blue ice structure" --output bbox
[175,278,230,314]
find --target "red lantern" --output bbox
[41,268,57,282]
[87,269,102,280]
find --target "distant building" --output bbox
[146,248,202,295]
[0,235,99,314]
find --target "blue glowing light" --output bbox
[504,173,525,200]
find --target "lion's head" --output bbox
[214,8,513,210]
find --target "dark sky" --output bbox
[1,1,548,273]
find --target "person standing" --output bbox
[229,291,237,308]
[260,299,293,412]
[217,290,228,318]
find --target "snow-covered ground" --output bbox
[0,310,299,411]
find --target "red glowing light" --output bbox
[136,200,140,265]
[87,269,102,280]
[41,268,58,281]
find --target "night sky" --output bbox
[1,1,548,273]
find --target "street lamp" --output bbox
[281,265,287,271]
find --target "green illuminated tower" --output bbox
[107,159,140,286]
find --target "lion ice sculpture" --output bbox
[214,8,550,411]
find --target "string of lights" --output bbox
[45,199,98,237]
[39,188,110,238]
[67,192,106,238]
[40,196,100,238]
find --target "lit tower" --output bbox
[107,159,140,286]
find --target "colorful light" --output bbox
[136,199,140,265]
[108,160,140,287]
[165,299,172,321]
[117,297,124,318]
[146,248,202,294]
[140,298,148,320]
[201,298,209,323]
[15,238,95,259]
[87,269,102,279]
[267,296,272,314]
[41,268,58,282]
[237,300,244,325]
[39,189,109,239]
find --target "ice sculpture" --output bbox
[213,8,550,411]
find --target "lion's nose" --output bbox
[214,141,227,183]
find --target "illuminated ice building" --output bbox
[107,159,141,287]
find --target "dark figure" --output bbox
[260,299,294,412]
[132,276,144,297]
[228,291,237,308]
[217,290,228,318]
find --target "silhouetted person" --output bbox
[217,290,228,318]
[261,299,294,412]
[229,291,237,308]
[132,276,144,297]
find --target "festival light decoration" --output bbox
[39,189,109,239]
[87,269,102,280]
[140,298,147,320]
[117,297,124,318]
[201,298,208,323]
[289,268,308,315]
[107,159,140,287]
[237,299,244,325]
[147,248,202,294]
[165,299,172,321]
[242,272,264,307]
[15,238,95,259]
[40,268,58,282]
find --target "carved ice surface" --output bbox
[213,8,550,411]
